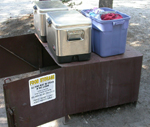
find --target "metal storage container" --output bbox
[46,10,92,63]
[33,1,68,42]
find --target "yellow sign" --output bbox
[30,74,55,85]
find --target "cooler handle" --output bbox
[67,29,84,41]
[113,20,125,26]
[47,18,52,27]
[33,5,37,10]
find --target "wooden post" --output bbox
[99,0,113,8]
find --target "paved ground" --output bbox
[0,0,150,127]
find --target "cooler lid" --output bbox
[46,10,91,28]
[34,1,68,13]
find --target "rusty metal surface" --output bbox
[0,45,36,78]
[40,37,142,115]
[3,78,15,127]
[108,57,143,107]
[0,34,40,67]
[64,63,108,115]
[0,34,57,78]
[64,56,143,115]
[40,40,143,67]
[2,34,143,127]
[4,52,142,127]
[4,68,65,127]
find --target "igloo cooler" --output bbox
[46,10,92,63]
[33,1,68,42]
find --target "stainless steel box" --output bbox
[46,10,92,63]
[33,1,68,42]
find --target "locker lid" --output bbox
[34,1,68,13]
[46,10,92,28]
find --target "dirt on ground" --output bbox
[0,1,150,127]
[0,15,35,38]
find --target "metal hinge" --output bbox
[7,108,16,127]
[7,108,14,116]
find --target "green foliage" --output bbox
[61,0,70,3]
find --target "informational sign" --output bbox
[29,73,56,106]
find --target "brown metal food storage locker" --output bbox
[0,34,142,127]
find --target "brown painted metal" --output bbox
[2,34,143,127]
[0,44,36,78]
[0,34,56,78]
[64,57,143,115]
[41,41,142,68]
[40,41,142,115]
[3,78,16,127]
[3,68,65,127]
[0,34,39,66]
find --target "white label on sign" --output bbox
[29,73,56,107]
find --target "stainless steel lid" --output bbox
[34,1,68,13]
[46,10,92,28]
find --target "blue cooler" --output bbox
[81,7,131,57]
